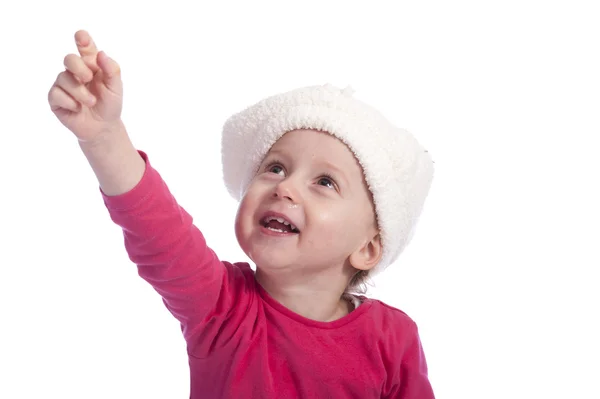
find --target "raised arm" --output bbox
[48,30,245,346]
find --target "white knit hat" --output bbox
[221,84,434,275]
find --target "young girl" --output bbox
[48,30,436,398]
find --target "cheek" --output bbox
[236,195,254,227]
[234,195,257,253]
[310,207,363,244]
[235,182,268,228]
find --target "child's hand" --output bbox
[48,30,123,143]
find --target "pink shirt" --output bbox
[101,151,435,398]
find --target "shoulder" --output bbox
[366,301,435,398]
[359,298,421,352]
[360,300,430,383]
[364,298,419,331]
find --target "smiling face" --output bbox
[234,129,382,279]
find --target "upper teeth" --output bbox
[264,216,298,231]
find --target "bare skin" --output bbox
[48,30,145,196]
[235,129,382,322]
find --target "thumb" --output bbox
[97,51,122,92]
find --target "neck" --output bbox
[255,266,355,322]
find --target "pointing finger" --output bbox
[74,30,100,73]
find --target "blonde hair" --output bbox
[345,269,373,296]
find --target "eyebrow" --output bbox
[264,149,287,159]
[260,149,289,167]
[319,160,349,184]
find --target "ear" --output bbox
[349,232,383,271]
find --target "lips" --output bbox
[259,211,300,233]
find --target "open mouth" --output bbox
[260,215,300,234]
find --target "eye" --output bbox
[317,175,336,190]
[265,161,285,176]
[270,165,284,174]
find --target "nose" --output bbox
[273,178,299,203]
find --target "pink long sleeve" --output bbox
[100,151,244,347]
[98,151,436,398]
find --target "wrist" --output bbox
[78,120,128,153]
[77,120,146,196]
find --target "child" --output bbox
[48,30,436,398]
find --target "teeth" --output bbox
[263,215,298,232]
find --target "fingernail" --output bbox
[87,95,96,106]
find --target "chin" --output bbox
[236,219,298,267]
[247,244,297,270]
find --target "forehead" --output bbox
[267,129,358,167]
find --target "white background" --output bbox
[1,1,599,398]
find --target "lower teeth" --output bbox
[267,227,286,233]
